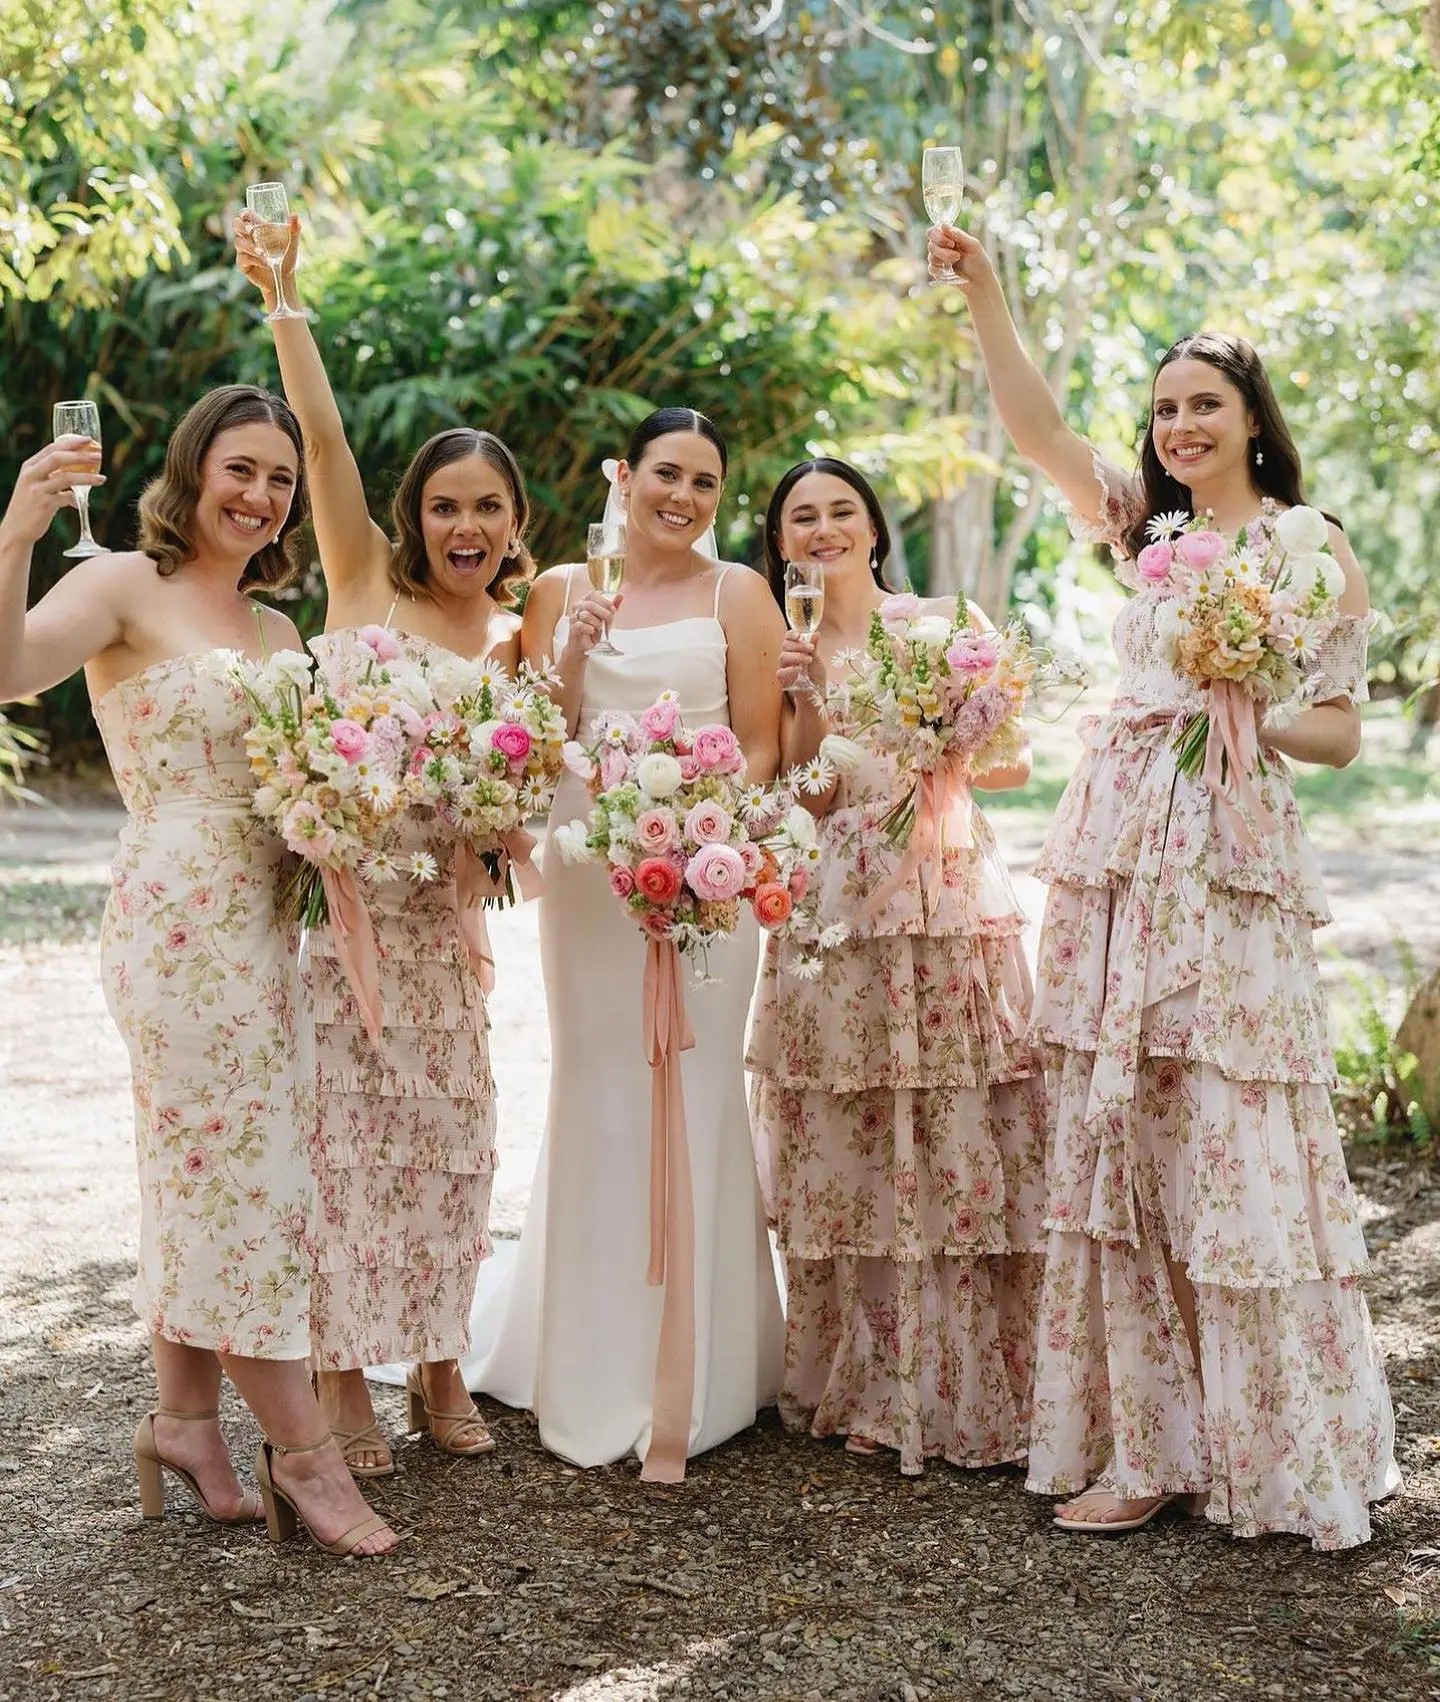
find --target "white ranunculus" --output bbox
[636,752,683,798]
[428,655,481,706]
[260,648,315,691]
[1317,554,1346,599]
[784,803,818,848]
[906,615,954,649]
[1274,505,1329,555]
[551,821,594,865]
[818,733,865,778]
[1282,552,1323,602]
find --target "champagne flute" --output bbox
[922,146,965,282]
[245,182,303,322]
[585,521,626,656]
[782,557,825,697]
[52,401,104,559]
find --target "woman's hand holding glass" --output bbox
[776,630,827,705]
[2,437,105,553]
[234,205,302,317]
[925,222,997,292]
[561,588,623,666]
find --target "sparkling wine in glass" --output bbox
[923,146,965,282]
[585,521,625,656]
[52,401,104,559]
[245,182,303,322]
[782,557,825,696]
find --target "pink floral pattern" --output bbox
[307,632,496,1369]
[747,729,1049,1474]
[1028,462,1399,1547]
[96,652,315,1358]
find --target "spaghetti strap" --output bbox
[711,563,730,619]
[561,565,579,619]
[383,591,401,627]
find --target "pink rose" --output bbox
[684,800,733,844]
[166,925,193,953]
[945,634,999,677]
[788,867,810,901]
[329,719,370,764]
[1135,541,1175,584]
[686,841,747,901]
[636,858,683,904]
[879,592,922,634]
[691,724,743,773]
[737,841,763,881]
[1174,529,1226,571]
[356,624,402,661]
[182,1147,209,1177]
[678,754,702,782]
[639,698,681,742]
[635,808,679,853]
[492,722,534,765]
[641,909,676,940]
[609,866,637,899]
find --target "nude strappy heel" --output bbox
[405,1367,496,1457]
[133,1408,263,1524]
[254,1437,396,1557]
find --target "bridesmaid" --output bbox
[471,407,786,1476]
[927,221,1399,1545]
[747,457,1049,1474]
[235,212,522,1474]
[0,388,396,1555]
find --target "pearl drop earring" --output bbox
[1253,442,1264,467]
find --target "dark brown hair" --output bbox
[1125,332,1308,559]
[137,386,308,590]
[763,458,891,606]
[626,407,728,476]
[390,429,534,607]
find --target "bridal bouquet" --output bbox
[834,592,1046,850]
[402,646,565,905]
[553,692,830,976]
[1139,505,1343,801]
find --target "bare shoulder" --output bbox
[718,561,780,623]
[525,564,574,618]
[1326,522,1371,617]
[249,599,306,652]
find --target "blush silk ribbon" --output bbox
[1200,679,1276,849]
[452,828,547,997]
[860,756,973,924]
[320,865,383,1044]
[640,936,697,1484]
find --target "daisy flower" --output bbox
[406,850,440,883]
[793,755,836,797]
[1145,510,1190,542]
[360,850,398,883]
[790,956,824,981]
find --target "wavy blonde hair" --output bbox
[136,386,308,590]
[390,428,535,607]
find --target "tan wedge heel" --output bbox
[405,1367,496,1457]
[254,1438,396,1558]
[132,1409,263,1525]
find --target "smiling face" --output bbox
[1150,357,1257,489]
[617,431,724,552]
[778,471,878,578]
[418,454,518,599]
[193,423,299,564]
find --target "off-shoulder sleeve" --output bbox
[1060,447,1147,587]
[1304,613,1372,707]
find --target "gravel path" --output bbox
[2,795,1437,1702]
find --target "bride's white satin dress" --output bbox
[460,567,784,1467]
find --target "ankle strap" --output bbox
[154,1407,220,1421]
[266,1435,332,1457]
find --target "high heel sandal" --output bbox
[253,1437,395,1558]
[405,1367,496,1457]
[133,1408,263,1524]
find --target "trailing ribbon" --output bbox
[453,843,499,996]
[320,865,383,1044]
[860,756,973,924]
[1200,679,1276,850]
[500,825,545,902]
[640,936,697,1484]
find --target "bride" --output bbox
[463,408,786,1476]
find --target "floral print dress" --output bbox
[96,651,315,1358]
[1026,458,1399,1547]
[306,630,497,1369]
[747,724,1050,1475]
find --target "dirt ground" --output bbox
[1,791,1437,1702]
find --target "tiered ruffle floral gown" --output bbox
[97,651,315,1357]
[306,630,497,1370]
[1025,461,1399,1547]
[748,719,1049,1475]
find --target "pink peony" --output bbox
[636,858,683,904]
[945,633,999,676]
[491,722,534,765]
[356,624,402,661]
[684,800,733,844]
[1135,541,1175,584]
[1174,529,1226,571]
[691,724,743,773]
[634,808,680,853]
[609,866,637,899]
[687,841,747,901]
[639,698,681,742]
[879,592,922,634]
[329,719,370,764]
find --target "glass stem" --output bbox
[73,486,95,545]
[269,261,286,312]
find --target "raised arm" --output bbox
[926,224,1119,532]
[0,440,123,701]
[720,567,784,784]
[233,213,390,605]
